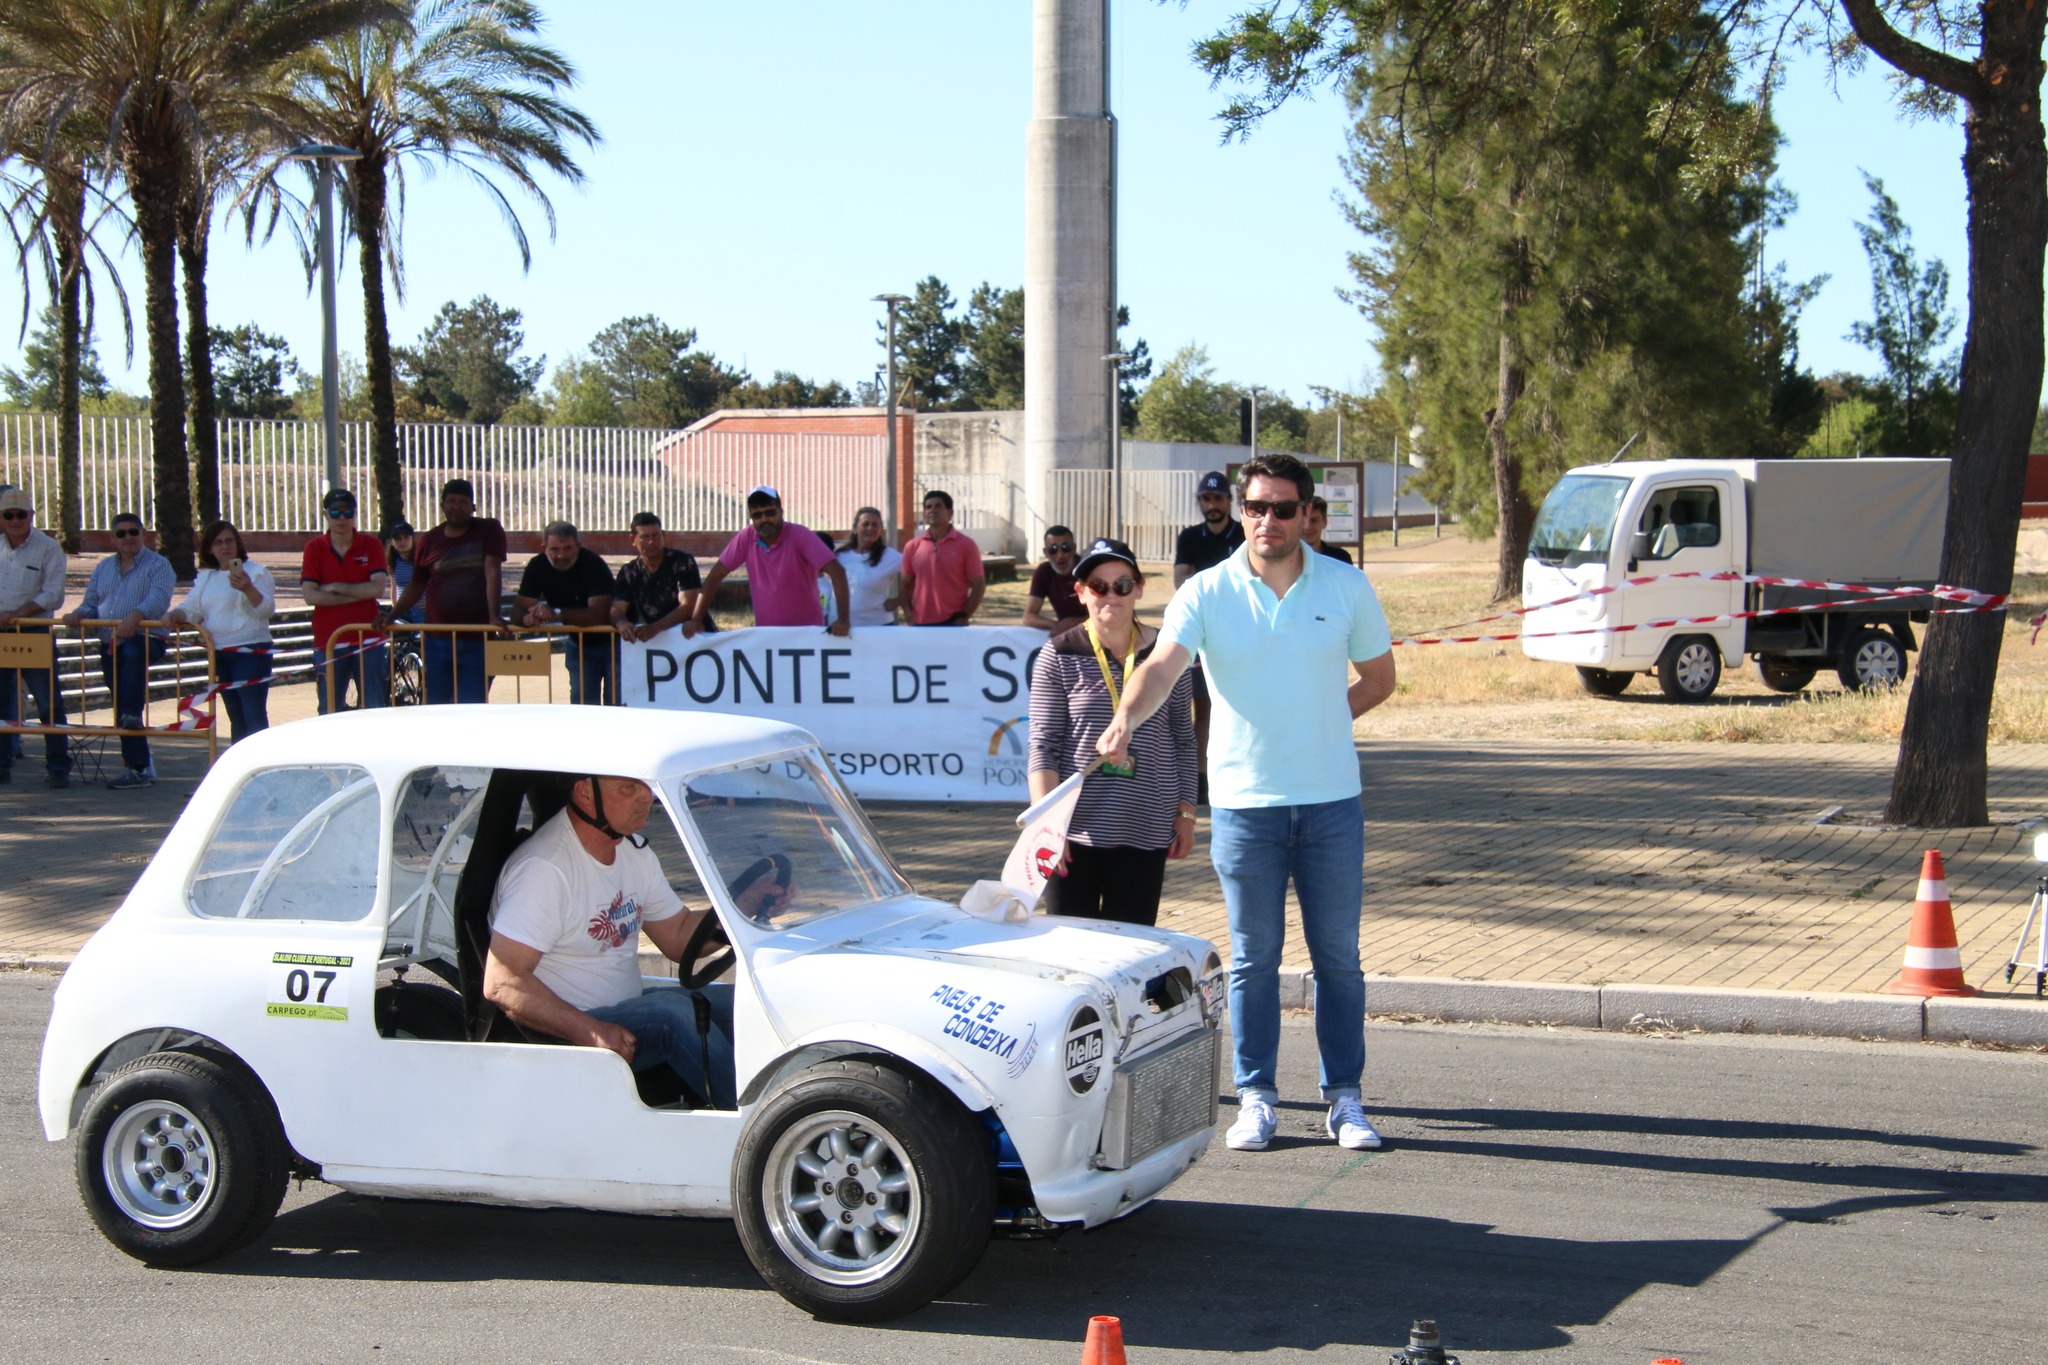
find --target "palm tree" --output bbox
[0,0,399,575]
[1,122,131,553]
[277,0,599,526]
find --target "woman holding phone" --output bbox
[165,520,276,739]
[1026,537,1198,925]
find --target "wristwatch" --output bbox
[1176,804,1198,821]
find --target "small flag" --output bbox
[1001,770,1086,904]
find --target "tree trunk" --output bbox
[1884,18,2046,827]
[50,165,86,556]
[179,194,220,531]
[1486,224,1534,603]
[126,147,194,580]
[354,161,404,528]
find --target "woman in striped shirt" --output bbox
[1027,537,1198,925]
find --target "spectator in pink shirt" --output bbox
[899,489,986,625]
[686,486,849,637]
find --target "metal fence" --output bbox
[1047,469,1198,564]
[0,413,898,536]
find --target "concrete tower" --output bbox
[1024,0,1114,545]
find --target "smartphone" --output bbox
[225,557,244,574]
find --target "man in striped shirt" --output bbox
[64,512,174,788]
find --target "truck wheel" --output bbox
[1656,636,1721,702]
[1753,655,1817,694]
[734,1060,993,1322]
[75,1051,289,1266]
[1837,627,1906,691]
[1576,667,1633,697]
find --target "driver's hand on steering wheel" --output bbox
[733,870,794,919]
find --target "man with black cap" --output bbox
[301,487,389,713]
[0,486,71,787]
[384,478,508,703]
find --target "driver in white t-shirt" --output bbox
[484,775,738,1108]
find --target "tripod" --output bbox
[2006,873,2048,998]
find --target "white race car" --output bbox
[37,706,1222,1320]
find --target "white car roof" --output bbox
[207,705,816,786]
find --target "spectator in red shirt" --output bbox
[300,488,389,713]
[382,478,507,704]
[899,490,985,625]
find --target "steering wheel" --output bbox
[727,852,793,921]
[678,910,734,991]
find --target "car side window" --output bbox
[1637,485,1722,560]
[188,765,381,922]
[385,766,492,961]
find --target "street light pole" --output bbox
[1102,351,1128,540]
[285,143,362,496]
[1246,386,1263,460]
[872,293,909,546]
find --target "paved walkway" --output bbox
[6,678,2048,1001]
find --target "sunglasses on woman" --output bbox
[1084,575,1138,597]
[1241,498,1302,521]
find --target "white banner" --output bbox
[619,625,1048,802]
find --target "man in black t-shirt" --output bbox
[1172,470,1245,588]
[1306,496,1355,565]
[514,520,616,705]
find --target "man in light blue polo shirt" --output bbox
[1098,452,1396,1153]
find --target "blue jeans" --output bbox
[587,985,736,1108]
[423,633,488,705]
[316,640,388,714]
[1210,798,1367,1098]
[0,646,70,777]
[101,636,167,771]
[566,641,612,706]
[214,649,272,741]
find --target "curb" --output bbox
[9,953,2045,1048]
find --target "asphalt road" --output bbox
[5,971,2044,1364]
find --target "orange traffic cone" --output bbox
[1885,849,1978,997]
[1081,1315,1126,1365]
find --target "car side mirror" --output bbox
[1628,530,1652,570]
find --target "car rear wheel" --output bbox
[1656,636,1722,702]
[75,1051,288,1266]
[734,1060,992,1322]
[1753,655,1818,693]
[1576,666,1633,697]
[1836,626,1906,691]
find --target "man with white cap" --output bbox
[0,487,71,787]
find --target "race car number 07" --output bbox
[267,952,353,1021]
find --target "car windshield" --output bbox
[672,749,910,928]
[1529,475,1630,568]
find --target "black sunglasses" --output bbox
[1046,542,1075,553]
[0,510,28,521]
[1241,498,1302,521]
[1084,575,1138,597]
[112,527,142,538]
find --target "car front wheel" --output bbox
[75,1050,289,1266]
[734,1060,993,1322]
[1656,636,1722,702]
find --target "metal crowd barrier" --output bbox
[1,618,221,766]
[326,620,619,710]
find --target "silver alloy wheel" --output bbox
[1851,635,1903,687]
[102,1100,217,1229]
[1672,641,1717,694]
[761,1109,922,1286]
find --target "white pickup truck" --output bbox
[1521,458,1948,701]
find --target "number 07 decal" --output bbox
[266,952,354,1021]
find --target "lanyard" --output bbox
[1085,620,1138,708]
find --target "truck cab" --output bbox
[1522,458,1945,702]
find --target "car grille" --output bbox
[1097,1025,1219,1171]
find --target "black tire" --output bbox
[1753,655,1818,693]
[1576,666,1632,697]
[1836,626,1906,691]
[75,1050,289,1266]
[733,1060,993,1322]
[375,981,467,1040]
[1656,636,1722,702]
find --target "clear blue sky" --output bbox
[2,1,1969,408]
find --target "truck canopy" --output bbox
[1746,458,1946,582]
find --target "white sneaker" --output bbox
[1226,1092,1278,1151]
[1326,1095,1383,1150]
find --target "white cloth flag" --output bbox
[959,770,1087,922]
